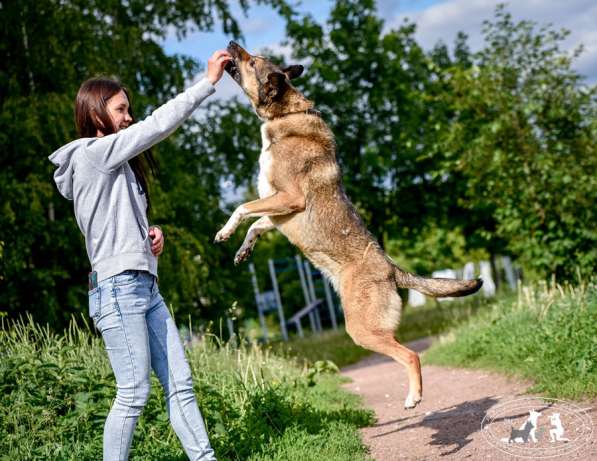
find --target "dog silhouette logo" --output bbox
[500,410,542,443]
[549,412,570,442]
[482,397,593,458]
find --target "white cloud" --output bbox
[387,0,597,83]
[243,17,272,34]
[376,0,404,19]
[259,42,294,62]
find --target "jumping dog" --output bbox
[215,41,482,409]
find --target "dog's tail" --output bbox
[392,264,483,298]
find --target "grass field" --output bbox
[424,279,596,399]
[0,316,373,461]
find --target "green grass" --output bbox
[270,330,372,369]
[423,279,597,400]
[0,315,374,461]
[397,294,495,343]
[273,294,494,368]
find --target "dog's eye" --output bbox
[249,60,255,68]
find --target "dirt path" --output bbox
[341,337,596,460]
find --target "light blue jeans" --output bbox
[88,270,216,461]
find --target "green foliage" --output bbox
[273,330,373,369]
[424,279,597,399]
[428,5,597,279]
[395,294,494,343]
[386,227,490,275]
[0,316,373,460]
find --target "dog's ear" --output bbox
[259,72,286,103]
[267,72,286,89]
[283,65,304,80]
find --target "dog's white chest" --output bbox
[257,124,275,198]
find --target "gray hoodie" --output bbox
[49,77,215,282]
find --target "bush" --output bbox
[0,315,373,460]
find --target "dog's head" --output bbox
[225,41,306,119]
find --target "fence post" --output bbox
[226,316,234,340]
[295,254,311,305]
[304,261,323,333]
[268,259,288,341]
[322,276,338,330]
[249,263,268,342]
[303,260,317,303]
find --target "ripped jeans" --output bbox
[88,270,216,461]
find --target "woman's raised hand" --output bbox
[207,50,233,85]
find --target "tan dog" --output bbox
[215,41,482,409]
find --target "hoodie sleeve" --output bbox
[84,77,215,172]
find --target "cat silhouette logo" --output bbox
[481,397,593,458]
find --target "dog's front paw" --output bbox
[234,244,254,265]
[404,394,422,410]
[214,228,231,243]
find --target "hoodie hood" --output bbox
[48,139,87,200]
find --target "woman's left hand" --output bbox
[149,226,164,256]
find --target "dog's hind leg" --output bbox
[234,216,275,265]
[349,326,422,409]
[342,272,422,409]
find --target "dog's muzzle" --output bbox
[225,41,243,84]
[224,59,241,84]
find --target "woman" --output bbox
[49,50,232,461]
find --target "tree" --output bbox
[429,5,596,280]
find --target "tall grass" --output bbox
[424,279,596,399]
[0,315,373,460]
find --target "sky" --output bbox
[162,0,597,99]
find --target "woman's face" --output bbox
[97,90,133,136]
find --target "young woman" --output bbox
[49,49,232,461]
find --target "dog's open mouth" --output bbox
[224,59,241,84]
[225,42,242,84]
[224,59,236,75]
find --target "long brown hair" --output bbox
[74,77,159,211]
